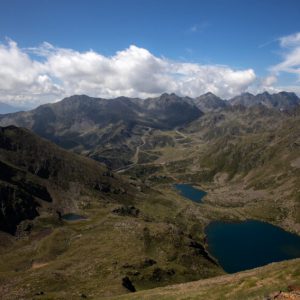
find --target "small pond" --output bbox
[174,183,207,203]
[61,213,86,221]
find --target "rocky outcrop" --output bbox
[112,206,140,217]
[189,241,218,265]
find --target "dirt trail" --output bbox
[132,131,148,164]
[31,262,49,269]
[115,127,152,173]
[175,129,187,139]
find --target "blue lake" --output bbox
[62,213,86,221]
[174,183,207,203]
[205,220,300,273]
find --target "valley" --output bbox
[0,92,299,299]
[117,101,300,236]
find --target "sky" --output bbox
[0,0,300,107]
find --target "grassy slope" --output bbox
[0,126,225,299]
[113,258,300,300]
[0,179,223,299]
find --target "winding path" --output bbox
[175,129,187,139]
[115,127,152,173]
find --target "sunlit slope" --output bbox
[114,258,300,300]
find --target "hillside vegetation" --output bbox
[0,92,300,299]
[114,258,300,300]
[0,126,224,299]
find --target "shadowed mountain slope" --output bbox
[0,92,299,171]
[0,94,202,169]
[0,125,131,234]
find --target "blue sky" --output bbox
[0,0,300,105]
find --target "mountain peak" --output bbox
[240,92,254,97]
[194,92,227,112]
[257,91,272,99]
[159,92,180,99]
[230,91,300,109]
[202,92,218,97]
[61,94,96,103]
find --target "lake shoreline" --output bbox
[205,220,300,273]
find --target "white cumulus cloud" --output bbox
[0,39,258,106]
[279,32,300,48]
[0,39,63,106]
[271,32,300,77]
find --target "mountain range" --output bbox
[229,91,300,109]
[0,91,299,169]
